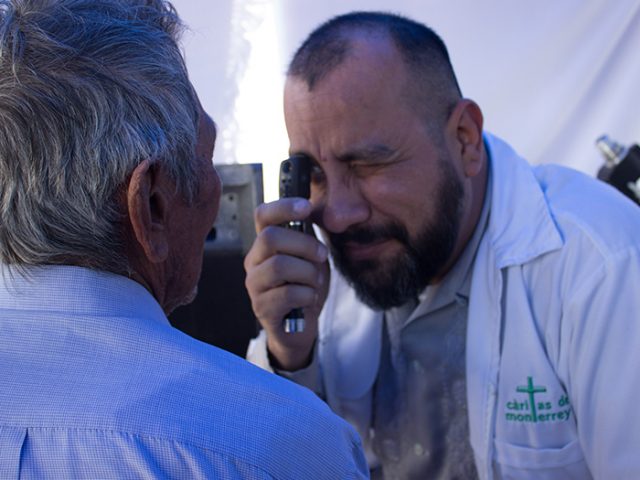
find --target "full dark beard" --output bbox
[327,159,464,311]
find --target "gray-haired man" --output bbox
[0,1,368,478]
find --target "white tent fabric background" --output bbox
[173,0,640,202]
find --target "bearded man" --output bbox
[245,11,640,480]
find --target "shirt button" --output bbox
[414,443,425,456]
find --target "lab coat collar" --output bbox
[483,133,563,267]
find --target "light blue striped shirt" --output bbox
[0,266,368,479]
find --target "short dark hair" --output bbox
[288,11,462,130]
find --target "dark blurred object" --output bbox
[169,164,263,357]
[596,135,640,205]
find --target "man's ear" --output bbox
[127,159,170,263]
[446,99,484,178]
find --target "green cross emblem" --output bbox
[516,376,547,422]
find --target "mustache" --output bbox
[328,222,410,249]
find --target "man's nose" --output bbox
[314,179,369,234]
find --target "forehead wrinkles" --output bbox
[285,75,408,162]
[285,90,358,165]
[285,41,429,168]
[286,86,423,169]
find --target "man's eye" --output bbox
[349,160,385,176]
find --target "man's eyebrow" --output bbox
[336,144,394,163]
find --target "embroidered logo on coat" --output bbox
[505,376,572,423]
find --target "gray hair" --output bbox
[0,0,200,273]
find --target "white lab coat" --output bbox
[248,134,640,479]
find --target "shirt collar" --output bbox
[0,265,169,326]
